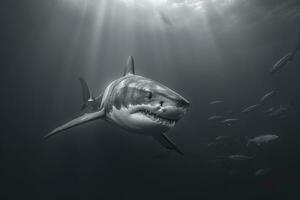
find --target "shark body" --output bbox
[45,56,189,154]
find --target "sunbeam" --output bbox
[3,0,300,199]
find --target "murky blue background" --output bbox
[1,0,300,199]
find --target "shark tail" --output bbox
[79,78,93,111]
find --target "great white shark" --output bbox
[45,56,189,154]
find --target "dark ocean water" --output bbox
[1,0,300,199]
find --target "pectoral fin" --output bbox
[45,109,105,139]
[153,133,183,155]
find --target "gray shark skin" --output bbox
[45,56,190,154]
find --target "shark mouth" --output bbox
[135,109,177,127]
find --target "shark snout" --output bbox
[159,99,189,119]
[156,94,189,120]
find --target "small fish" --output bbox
[270,35,300,74]
[209,100,223,105]
[158,11,173,26]
[259,90,277,104]
[247,134,279,146]
[270,53,294,74]
[242,104,261,113]
[228,154,253,161]
[264,107,275,114]
[221,118,240,126]
[254,168,272,176]
[269,105,288,117]
[208,115,226,121]
[215,135,231,140]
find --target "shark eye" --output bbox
[147,91,153,99]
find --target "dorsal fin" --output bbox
[123,56,135,76]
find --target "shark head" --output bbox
[103,57,189,134]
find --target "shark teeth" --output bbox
[137,109,176,127]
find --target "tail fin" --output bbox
[79,78,92,110]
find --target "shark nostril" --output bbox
[178,99,190,108]
[160,101,164,107]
